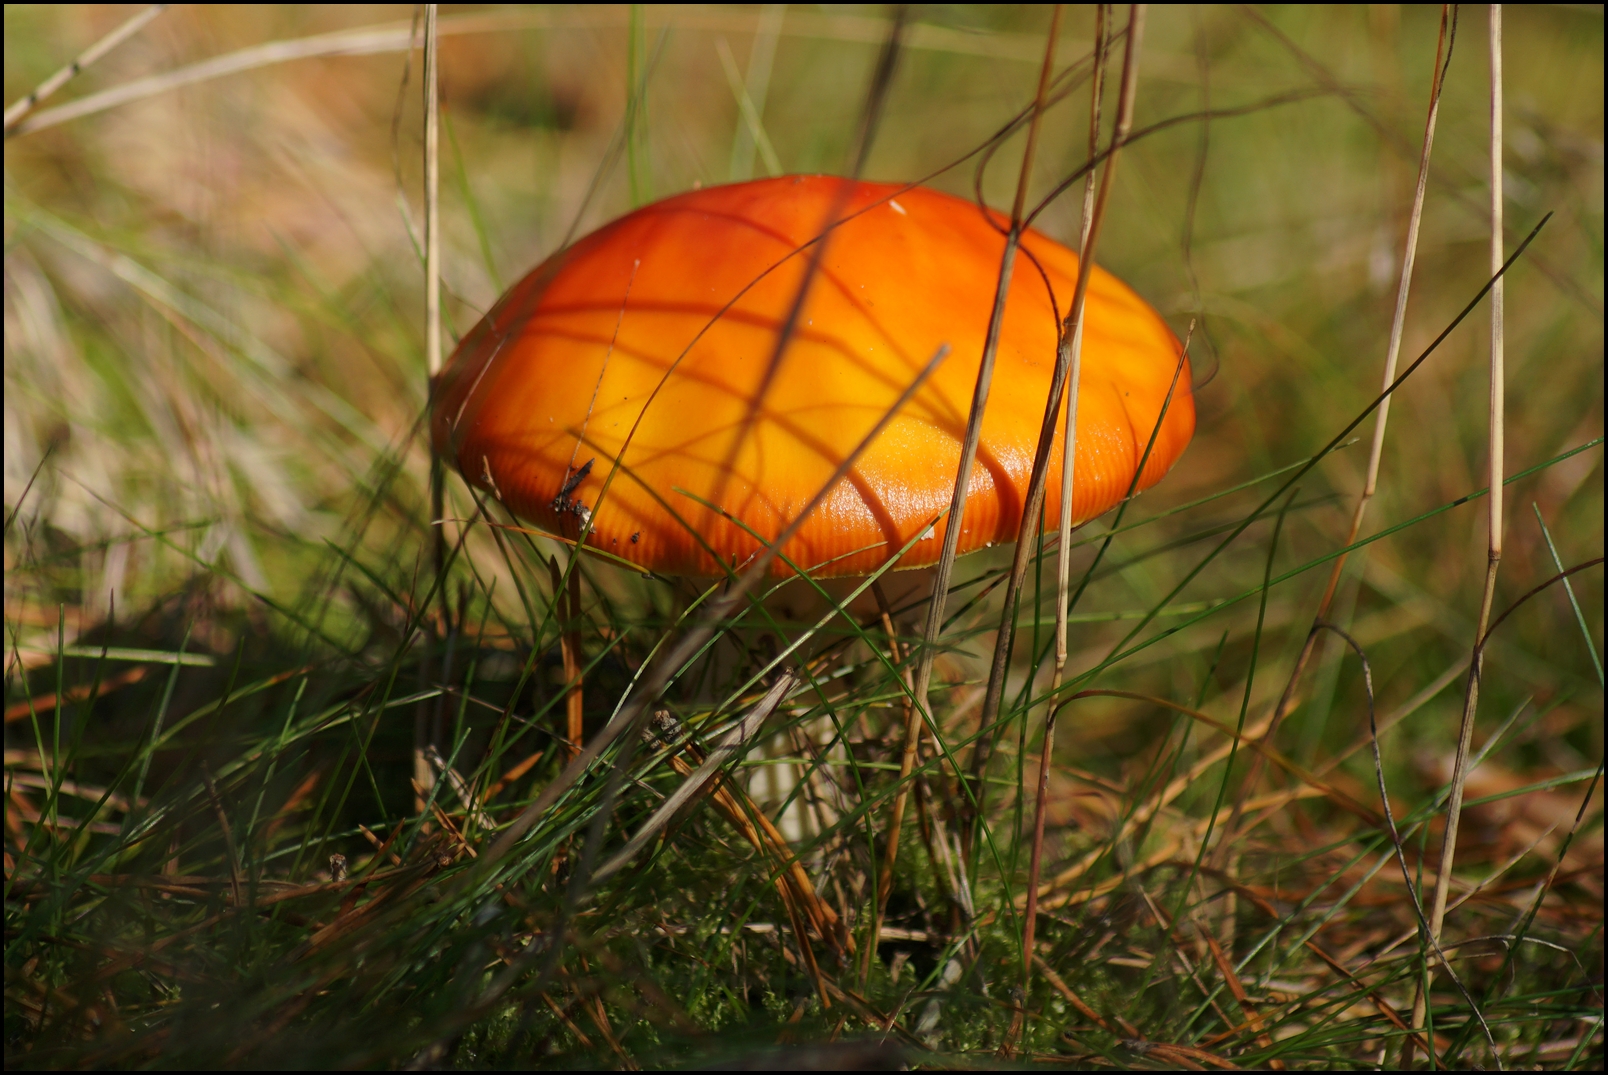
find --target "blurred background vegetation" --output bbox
[5,4,1602,1068]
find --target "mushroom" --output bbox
[430,174,1193,586]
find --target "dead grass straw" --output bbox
[1,3,167,133]
[906,4,1069,795]
[1245,6,1458,825]
[4,7,1598,1066]
[419,4,444,815]
[974,5,1148,831]
[1022,0,1107,1043]
[1410,6,1504,1061]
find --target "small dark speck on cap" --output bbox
[631,532,641,543]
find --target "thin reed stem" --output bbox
[973,3,1146,830]
[423,5,442,381]
[2,4,167,133]
[884,10,1064,999]
[1411,5,1504,1061]
[1027,0,1106,1043]
[906,1,1065,855]
[549,557,585,763]
[1052,4,1109,692]
[418,3,443,812]
[1237,4,1456,839]
[1017,696,1062,1038]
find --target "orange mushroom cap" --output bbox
[431,176,1193,577]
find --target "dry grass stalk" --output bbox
[201,770,243,910]
[1053,8,1109,691]
[646,724,843,985]
[938,15,1074,1030]
[423,745,494,830]
[975,3,1145,823]
[906,3,1067,783]
[423,3,442,382]
[1410,4,1505,1059]
[1032,954,1116,1034]
[417,3,444,814]
[4,665,149,723]
[1209,13,1456,952]
[1244,4,1456,810]
[1023,0,1109,1032]
[1195,918,1280,1063]
[2,4,167,133]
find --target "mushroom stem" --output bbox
[867,576,920,989]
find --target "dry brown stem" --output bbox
[1235,5,1456,837]
[417,3,444,814]
[2,4,168,133]
[906,1,1069,810]
[973,3,1146,828]
[1411,7,1505,1058]
[1023,4,1107,1040]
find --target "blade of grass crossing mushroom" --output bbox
[1252,4,1457,808]
[702,9,907,535]
[973,4,1146,834]
[1414,7,1505,1058]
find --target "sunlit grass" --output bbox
[5,5,1602,1068]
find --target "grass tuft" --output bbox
[5,5,1601,1068]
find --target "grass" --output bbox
[5,4,1602,1068]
